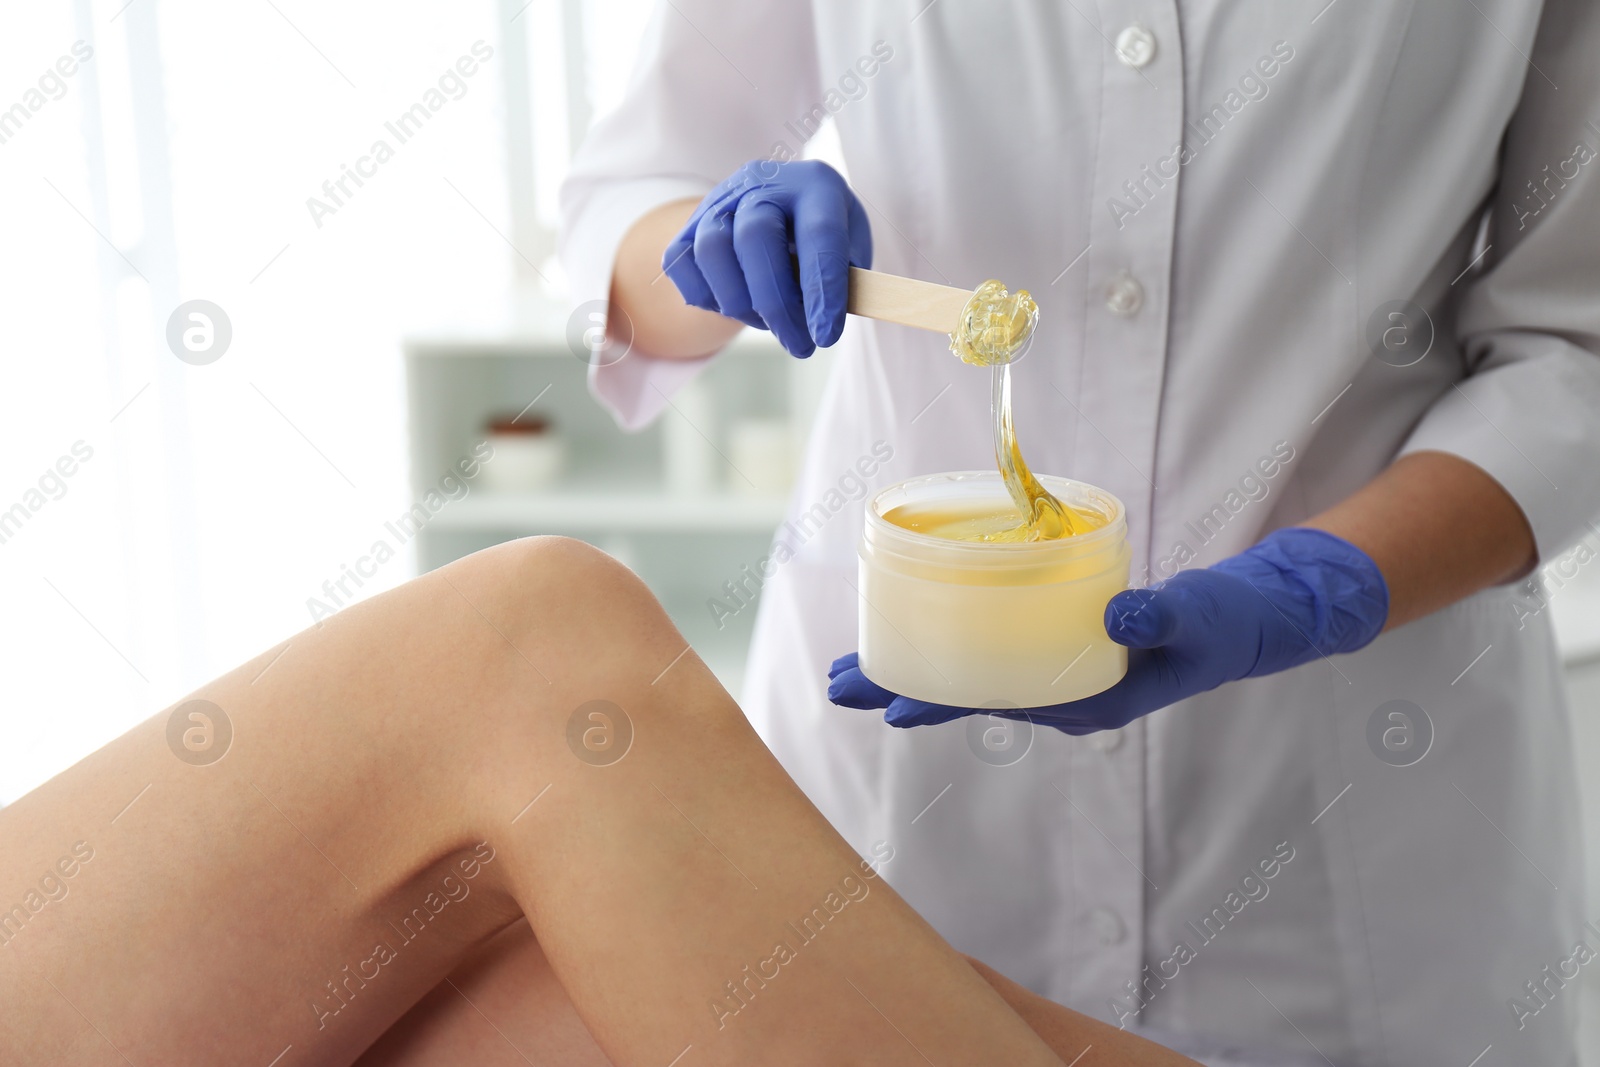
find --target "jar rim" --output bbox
[864,471,1127,559]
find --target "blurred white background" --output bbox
[0,0,662,801]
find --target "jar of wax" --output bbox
[858,471,1131,708]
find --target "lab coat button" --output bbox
[1105,272,1145,316]
[1089,729,1123,754]
[1115,25,1157,69]
[1087,907,1127,945]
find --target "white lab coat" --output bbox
[561,2,1600,1063]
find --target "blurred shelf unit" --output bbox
[427,491,789,533]
[403,292,828,693]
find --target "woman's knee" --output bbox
[438,535,687,703]
[432,536,715,825]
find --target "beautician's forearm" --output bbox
[609,198,744,359]
[1303,450,1536,630]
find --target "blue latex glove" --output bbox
[662,160,872,358]
[829,527,1390,733]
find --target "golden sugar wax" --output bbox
[883,497,1109,546]
[858,472,1133,706]
[947,277,1080,543]
[949,279,1039,367]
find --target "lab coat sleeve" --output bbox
[1399,0,1600,560]
[558,0,823,431]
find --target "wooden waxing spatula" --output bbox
[845,266,974,336]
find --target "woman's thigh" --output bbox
[1,535,1119,1066]
[355,921,613,1067]
[0,539,561,1064]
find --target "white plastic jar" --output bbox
[858,471,1131,708]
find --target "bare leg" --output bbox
[361,924,1200,1067]
[1,537,1120,1066]
[354,921,615,1066]
[964,957,1198,1066]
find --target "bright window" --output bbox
[0,0,642,802]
